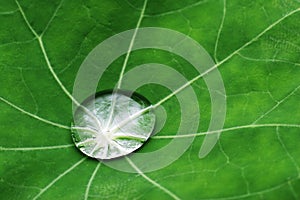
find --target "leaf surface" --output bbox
[1,0,300,199]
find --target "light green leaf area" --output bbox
[1,0,300,199]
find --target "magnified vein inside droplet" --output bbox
[71,91,155,160]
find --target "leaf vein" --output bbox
[152,123,300,139]
[40,0,64,37]
[0,144,74,151]
[126,157,181,200]
[32,157,87,200]
[144,0,209,17]
[276,127,300,175]
[252,84,300,124]
[15,0,39,38]
[0,97,70,130]
[84,163,101,200]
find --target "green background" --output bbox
[1,0,300,199]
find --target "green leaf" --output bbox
[1,0,300,199]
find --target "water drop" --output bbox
[71,90,155,160]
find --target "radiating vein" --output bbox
[84,163,101,200]
[113,7,300,129]
[116,0,148,89]
[152,123,300,139]
[214,0,226,63]
[151,6,300,108]
[71,126,99,135]
[126,157,181,200]
[16,0,102,130]
[215,7,300,67]
[109,106,153,133]
[15,0,39,38]
[0,97,70,130]
[32,157,87,200]
[37,37,78,105]
[106,0,148,129]
[16,0,71,103]
[0,144,74,151]
[38,36,103,130]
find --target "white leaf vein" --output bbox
[126,157,181,200]
[152,123,300,139]
[0,97,70,130]
[84,162,101,200]
[0,144,74,151]
[32,157,87,200]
